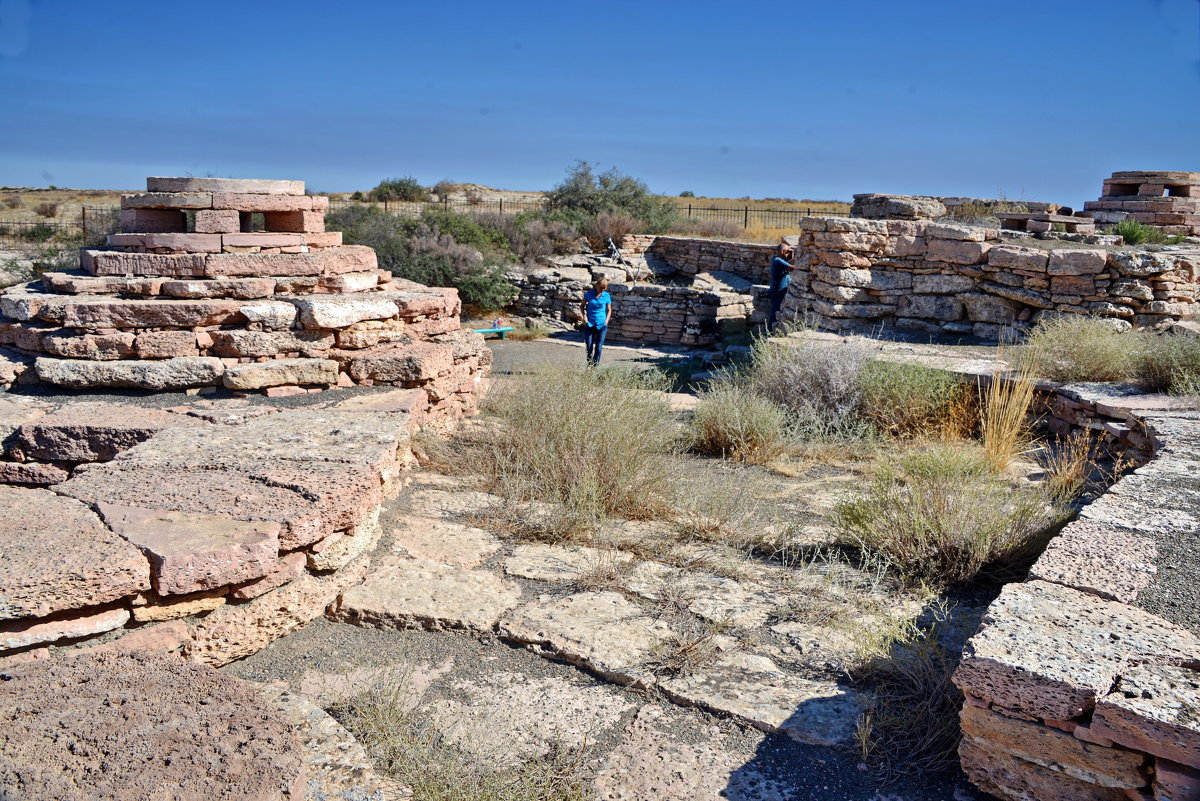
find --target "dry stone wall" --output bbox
[0,177,490,423]
[1083,171,1200,237]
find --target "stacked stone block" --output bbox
[0,177,489,421]
[1083,171,1200,236]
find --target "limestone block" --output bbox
[989,246,1050,272]
[926,223,990,242]
[62,298,245,328]
[135,330,200,359]
[41,332,136,360]
[912,274,976,294]
[302,232,343,248]
[16,402,200,462]
[222,358,339,390]
[959,292,1018,324]
[147,176,304,195]
[953,581,1200,721]
[205,246,376,277]
[35,356,225,390]
[159,278,276,299]
[820,251,873,269]
[1109,251,1180,278]
[318,271,379,293]
[99,503,281,596]
[119,208,186,233]
[981,281,1055,310]
[1048,249,1108,276]
[210,193,318,212]
[959,739,1131,801]
[0,487,150,620]
[1091,665,1200,769]
[959,705,1148,789]
[264,210,325,233]
[0,607,131,651]
[120,191,213,209]
[238,301,297,329]
[193,209,241,234]
[208,330,333,358]
[85,251,207,277]
[926,238,991,264]
[340,342,454,382]
[1051,275,1097,296]
[291,295,398,328]
[897,293,963,321]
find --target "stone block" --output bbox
[318,272,379,293]
[35,356,225,390]
[238,301,297,329]
[897,293,963,321]
[959,739,1132,801]
[263,210,325,233]
[1048,249,1108,276]
[230,552,308,601]
[208,330,333,358]
[222,358,339,390]
[959,292,1017,324]
[62,298,245,328]
[1051,275,1097,296]
[147,176,304,195]
[16,402,198,461]
[159,278,276,299]
[1091,664,1200,769]
[210,193,316,212]
[302,232,343,248]
[340,342,454,382]
[926,238,991,264]
[988,246,1050,272]
[912,274,976,294]
[1155,759,1200,801]
[291,296,398,328]
[204,246,377,277]
[116,233,225,253]
[135,330,200,359]
[98,503,280,596]
[41,332,136,360]
[1109,251,1179,278]
[0,462,69,485]
[0,487,150,620]
[86,251,207,277]
[0,607,131,651]
[119,208,186,233]
[221,233,305,250]
[959,705,1148,789]
[193,209,241,234]
[927,223,989,242]
[120,192,213,209]
[953,581,1200,721]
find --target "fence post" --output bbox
[688,204,692,219]
[744,206,749,228]
[81,206,86,238]
[499,198,503,214]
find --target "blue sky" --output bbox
[0,0,1197,206]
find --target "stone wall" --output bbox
[948,381,1200,801]
[779,217,1200,338]
[0,393,423,668]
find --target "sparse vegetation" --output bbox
[688,383,789,464]
[1136,332,1200,395]
[2,196,20,209]
[1021,315,1138,383]
[858,360,973,440]
[1108,218,1186,246]
[33,202,58,218]
[369,176,429,203]
[545,161,678,239]
[980,360,1037,471]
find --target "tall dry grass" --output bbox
[687,383,789,464]
[980,358,1038,472]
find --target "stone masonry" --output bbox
[0,177,490,422]
[1083,171,1200,237]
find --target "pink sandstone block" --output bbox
[85,251,207,277]
[147,176,303,195]
[988,246,1050,272]
[0,607,131,651]
[84,619,191,655]
[926,238,991,264]
[221,233,305,250]
[204,246,377,277]
[230,552,307,600]
[120,192,213,210]
[1048,249,1108,276]
[61,298,246,328]
[303,232,342,248]
[193,209,241,234]
[210,193,316,212]
[135,331,200,359]
[119,208,187,233]
[98,503,282,596]
[159,278,276,299]
[1154,759,1200,801]
[265,385,307,397]
[318,272,379,293]
[264,210,325,233]
[1028,520,1157,603]
[1090,665,1200,769]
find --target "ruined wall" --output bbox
[780,217,1200,338]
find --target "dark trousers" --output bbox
[768,290,786,332]
[584,324,607,366]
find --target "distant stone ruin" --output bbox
[1083,170,1200,236]
[0,177,489,421]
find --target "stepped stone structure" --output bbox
[0,177,489,420]
[1083,171,1200,236]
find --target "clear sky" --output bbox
[1,0,1197,206]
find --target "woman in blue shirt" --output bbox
[768,243,795,333]
[580,277,612,366]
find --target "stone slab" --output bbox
[291,295,400,328]
[1028,520,1158,604]
[1091,664,1200,769]
[160,278,276,299]
[98,503,281,596]
[210,193,320,212]
[35,356,225,390]
[960,738,1130,801]
[147,177,304,195]
[208,330,333,358]
[120,191,214,210]
[390,516,502,568]
[204,246,377,277]
[222,358,339,390]
[84,250,208,277]
[0,486,149,621]
[16,402,203,462]
[61,297,246,328]
[0,607,131,651]
[339,341,454,382]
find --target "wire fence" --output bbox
[0,207,121,246]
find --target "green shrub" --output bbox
[1022,315,1141,383]
[420,208,511,254]
[456,266,518,312]
[679,190,696,198]
[582,211,639,251]
[369,176,428,202]
[545,161,678,235]
[857,360,973,439]
[1109,218,1185,246]
[688,384,789,464]
[1137,333,1200,394]
[832,445,1064,587]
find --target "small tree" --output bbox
[679,190,696,198]
[545,161,678,234]
[368,176,428,202]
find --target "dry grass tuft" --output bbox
[646,615,733,678]
[1021,315,1140,383]
[858,360,975,440]
[1037,430,1100,501]
[980,359,1038,471]
[687,383,789,464]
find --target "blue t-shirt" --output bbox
[770,256,793,293]
[584,289,611,327]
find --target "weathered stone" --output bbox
[0,651,305,800]
[135,330,200,358]
[85,619,190,656]
[959,704,1148,788]
[147,176,304,195]
[1028,520,1157,604]
[61,298,245,328]
[0,607,131,652]
[208,330,333,357]
[953,581,1200,721]
[0,462,69,485]
[131,588,228,622]
[912,273,976,294]
[332,555,521,632]
[505,543,634,582]
[238,301,297,329]
[989,246,1050,272]
[391,516,502,568]
[927,238,991,264]
[204,246,376,277]
[119,207,187,233]
[193,209,241,233]
[263,210,324,233]
[0,487,149,620]
[41,331,136,360]
[1048,249,1108,276]
[85,250,209,277]
[291,296,399,328]
[98,503,281,596]
[210,193,320,212]
[897,293,964,321]
[160,278,276,299]
[16,402,200,462]
[340,342,454,382]
[231,552,308,601]
[318,271,379,293]
[960,738,1130,801]
[222,358,339,390]
[35,356,225,389]
[1109,250,1178,278]
[1155,759,1200,801]
[109,232,224,252]
[960,292,1018,324]
[307,509,382,572]
[1091,664,1200,769]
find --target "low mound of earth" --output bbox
[0,651,304,801]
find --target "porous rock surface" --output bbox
[0,651,304,801]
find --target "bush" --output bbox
[2,196,19,209]
[545,161,678,235]
[679,190,696,198]
[1136,333,1200,395]
[430,178,458,198]
[456,265,518,312]
[832,445,1063,587]
[1109,218,1185,246]
[857,360,973,440]
[1022,315,1140,383]
[688,384,789,464]
[582,211,639,251]
[369,176,428,202]
[33,202,58,218]
[471,366,679,535]
[419,208,510,254]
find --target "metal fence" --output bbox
[0,207,121,246]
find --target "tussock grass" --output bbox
[1109,218,1186,246]
[505,322,551,341]
[334,680,592,801]
[832,444,1065,587]
[980,360,1038,471]
[858,360,974,440]
[647,615,733,678]
[688,384,789,464]
[1137,333,1200,395]
[1021,315,1139,383]
[1037,430,1100,501]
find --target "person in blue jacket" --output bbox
[580,277,612,366]
[768,243,795,332]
